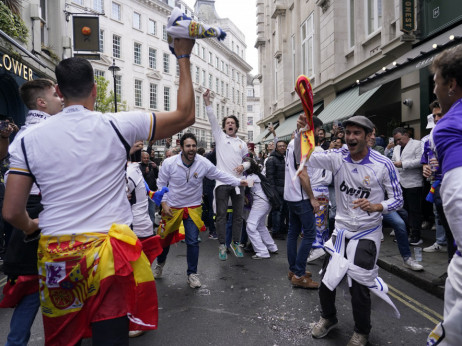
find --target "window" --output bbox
[195,66,200,83]
[222,106,225,119]
[291,35,296,83]
[202,70,206,85]
[215,56,219,69]
[208,74,212,89]
[247,89,253,97]
[209,52,213,64]
[247,105,253,113]
[150,83,157,109]
[93,0,103,12]
[237,92,240,105]
[248,131,253,141]
[237,72,240,84]
[176,60,180,76]
[99,29,104,52]
[226,83,229,98]
[216,78,219,93]
[39,0,48,45]
[366,0,382,35]
[221,81,224,95]
[195,96,200,118]
[135,80,142,107]
[115,75,122,100]
[149,48,157,69]
[163,53,170,73]
[133,12,141,30]
[221,60,224,71]
[201,47,205,60]
[112,2,121,21]
[348,0,355,47]
[274,59,278,98]
[301,14,314,77]
[148,19,157,35]
[162,25,167,41]
[134,43,141,65]
[236,45,239,54]
[232,69,235,81]
[217,104,220,119]
[242,75,246,85]
[94,69,105,78]
[225,64,229,75]
[113,35,121,58]
[164,87,170,111]
[232,87,235,102]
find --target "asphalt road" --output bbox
[0,235,444,345]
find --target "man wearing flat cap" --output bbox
[300,115,403,346]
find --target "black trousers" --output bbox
[402,186,423,239]
[75,316,129,346]
[318,238,377,335]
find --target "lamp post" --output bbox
[108,59,120,112]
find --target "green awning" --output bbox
[254,128,270,143]
[274,103,323,139]
[317,86,380,124]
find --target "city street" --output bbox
[0,235,443,345]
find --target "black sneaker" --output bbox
[409,237,423,246]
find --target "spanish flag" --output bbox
[157,206,206,248]
[37,224,158,345]
[294,75,316,178]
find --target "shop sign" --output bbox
[0,53,34,81]
[401,0,416,33]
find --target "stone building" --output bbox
[255,0,462,144]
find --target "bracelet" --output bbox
[177,54,190,59]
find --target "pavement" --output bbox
[378,226,449,299]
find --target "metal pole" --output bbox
[113,71,117,113]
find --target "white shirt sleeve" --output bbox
[109,111,156,146]
[380,161,404,214]
[8,136,31,177]
[157,158,170,202]
[206,105,225,143]
[307,150,337,173]
[205,160,241,186]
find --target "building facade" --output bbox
[245,75,262,147]
[255,0,462,143]
[67,0,251,155]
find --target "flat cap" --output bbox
[342,115,374,132]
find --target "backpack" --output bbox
[256,172,282,210]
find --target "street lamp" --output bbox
[108,59,120,112]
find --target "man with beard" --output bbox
[153,133,247,288]
[306,116,403,346]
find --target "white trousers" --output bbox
[246,198,277,257]
[429,167,462,345]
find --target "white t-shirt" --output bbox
[8,110,50,195]
[127,163,153,238]
[9,105,156,236]
[247,173,269,208]
[206,105,249,187]
[283,139,309,202]
[307,148,403,232]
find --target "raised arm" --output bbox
[154,38,196,140]
[203,89,223,139]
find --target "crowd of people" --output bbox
[0,36,461,346]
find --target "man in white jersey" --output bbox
[154,133,246,288]
[203,89,250,260]
[308,116,403,346]
[0,79,62,346]
[2,38,195,345]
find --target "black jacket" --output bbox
[265,150,285,197]
[139,162,158,191]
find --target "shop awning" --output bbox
[317,86,380,125]
[275,115,299,139]
[359,24,462,93]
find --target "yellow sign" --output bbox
[0,53,34,81]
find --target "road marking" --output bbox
[388,284,443,324]
[0,277,7,288]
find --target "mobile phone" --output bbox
[389,137,394,144]
[0,121,8,131]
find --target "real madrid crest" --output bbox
[363,175,371,187]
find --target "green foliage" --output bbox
[95,75,127,113]
[0,2,28,43]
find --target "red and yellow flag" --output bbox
[294,75,316,177]
[37,224,158,346]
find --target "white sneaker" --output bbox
[187,273,201,288]
[423,242,447,253]
[403,257,424,271]
[129,330,145,338]
[307,248,325,263]
[153,262,165,279]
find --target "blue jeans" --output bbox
[383,211,411,259]
[157,216,200,275]
[6,292,40,346]
[287,200,316,277]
